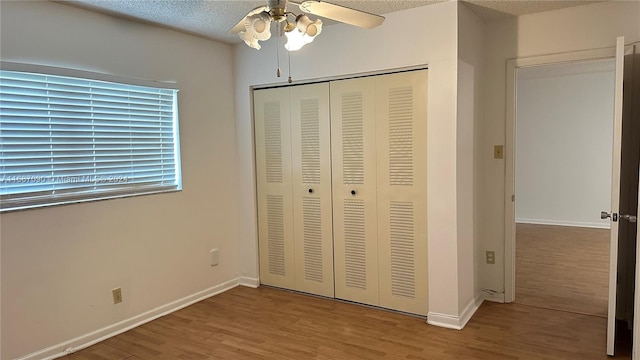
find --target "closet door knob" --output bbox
[350,189,356,195]
[308,188,313,193]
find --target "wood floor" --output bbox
[63,285,628,360]
[515,223,610,317]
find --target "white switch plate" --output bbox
[210,248,219,266]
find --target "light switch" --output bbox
[494,145,504,159]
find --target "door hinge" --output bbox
[511,194,515,202]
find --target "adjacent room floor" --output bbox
[515,223,610,317]
[65,285,624,360]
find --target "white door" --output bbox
[290,83,335,297]
[375,70,429,315]
[254,87,296,290]
[331,77,380,306]
[606,36,627,356]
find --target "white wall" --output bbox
[233,1,465,319]
[0,2,240,359]
[515,62,614,228]
[457,2,485,315]
[479,1,640,294]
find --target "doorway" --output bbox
[504,41,640,357]
[513,59,615,317]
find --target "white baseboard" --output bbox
[516,218,609,229]
[239,276,260,288]
[427,294,483,330]
[16,278,241,360]
[459,295,484,328]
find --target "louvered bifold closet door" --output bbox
[375,70,428,315]
[290,83,334,297]
[254,88,296,290]
[330,77,380,306]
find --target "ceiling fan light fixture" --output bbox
[284,28,306,51]
[284,15,322,51]
[283,21,296,33]
[295,15,322,38]
[245,12,272,41]
[239,31,261,50]
[231,0,384,53]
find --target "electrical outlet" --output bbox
[112,288,122,304]
[486,251,496,264]
[494,145,504,159]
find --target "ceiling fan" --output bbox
[229,0,385,51]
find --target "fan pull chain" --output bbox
[287,50,292,83]
[276,23,281,78]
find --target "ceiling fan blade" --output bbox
[298,1,384,29]
[228,6,267,34]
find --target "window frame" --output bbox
[0,62,182,212]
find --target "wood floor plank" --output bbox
[64,343,133,360]
[515,223,610,317]
[62,286,627,360]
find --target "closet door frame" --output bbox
[252,66,429,313]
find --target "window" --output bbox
[0,67,181,212]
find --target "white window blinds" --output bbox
[0,69,181,212]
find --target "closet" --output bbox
[254,70,428,315]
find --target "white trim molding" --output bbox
[15,278,241,360]
[239,276,260,288]
[427,295,484,330]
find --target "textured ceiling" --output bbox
[55,0,604,44]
